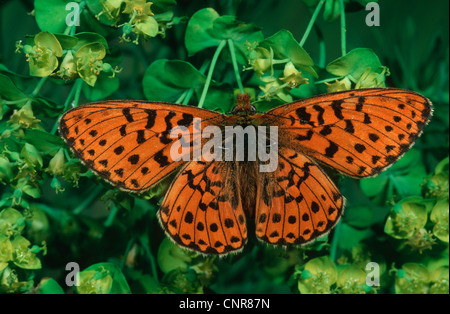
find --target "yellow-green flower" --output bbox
[247,46,273,76]
[355,66,390,89]
[57,51,78,81]
[298,256,337,294]
[47,148,66,176]
[11,236,42,270]
[279,61,309,89]
[78,267,113,294]
[8,102,42,129]
[430,266,449,294]
[123,0,154,17]
[99,0,124,21]
[0,235,13,271]
[76,263,131,294]
[133,15,159,38]
[259,76,292,103]
[24,32,63,77]
[430,199,449,243]
[384,197,429,239]
[336,265,372,294]
[395,263,430,294]
[325,77,352,93]
[75,43,107,86]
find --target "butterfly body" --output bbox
[59,88,432,255]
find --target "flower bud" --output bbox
[58,51,78,80]
[48,148,66,176]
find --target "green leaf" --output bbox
[34,0,73,33]
[157,238,191,274]
[326,48,383,80]
[143,59,206,102]
[20,143,43,169]
[259,30,317,77]
[73,32,110,53]
[152,0,177,13]
[185,8,263,64]
[85,0,120,27]
[53,34,79,50]
[0,74,29,101]
[210,16,264,65]
[195,83,234,113]
[37,278,65,294]
[323,0,342,22]
[185,8,222,56]
[360,149,427,200]
[338,223,373,251]
[82,73,119,100]
[343,205,374,228]
[24,129,65,152]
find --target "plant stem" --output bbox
[329,219,343,262]
[299,0,325,47]
[227,39,245,94]
[182,88,194,105]
[176,60,210,105]
[175,89,188,104]
[140,235,159,283]
[314,23,326,68]
[30,76,49,97]
[120,238,135,270]
[51,82,79,134]
[104,204,119,227]
[271,58,291,65]
[339,0,347,56]
[198,40,227,108]
[73,185,103,215]
[72,78,84,108]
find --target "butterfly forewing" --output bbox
[266,88,432,178]
[59,101,223,192]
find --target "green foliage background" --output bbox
[0,0,448,294]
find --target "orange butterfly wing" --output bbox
[158,161,247,255]
[255,147,344,245]
[265,88,432,178]
[59,101,223,192]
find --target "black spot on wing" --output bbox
[324,141,339,158]
[331,100,344,120]
[122,108,134,122]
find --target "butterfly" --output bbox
[59,88,432,255]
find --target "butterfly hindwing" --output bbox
[265,88,432,178]
[158,161,247,255]
[255,147,344,245]
[59,101,223,192]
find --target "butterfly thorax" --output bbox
[231,94,257,116]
